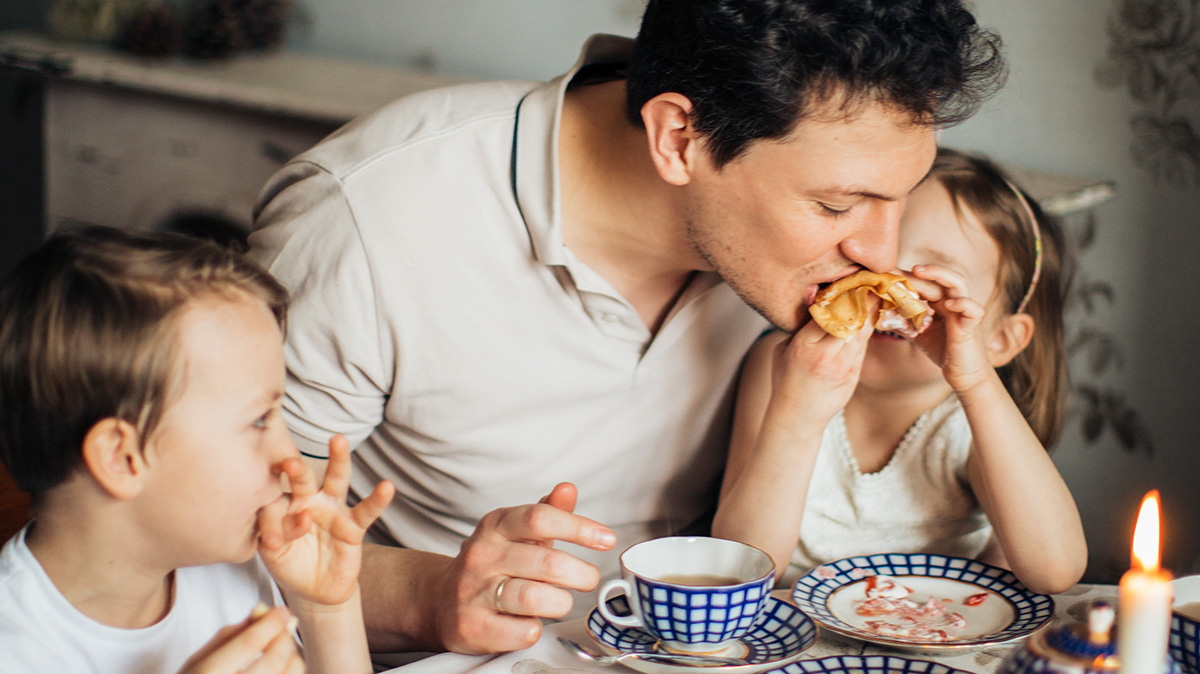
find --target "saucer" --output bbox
[773,655,974,674]
[585,594,817,674]
[792,553,1054,653]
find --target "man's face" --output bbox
[681,101,937,332]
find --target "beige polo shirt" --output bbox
[249,35,769,576]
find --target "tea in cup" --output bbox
[597,536,775,653]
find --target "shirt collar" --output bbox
[512,34,634,266]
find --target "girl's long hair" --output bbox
[931,148,1074,447]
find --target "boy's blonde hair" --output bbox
[0,226,288,502]
[931,148,1074,447]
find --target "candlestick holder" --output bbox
[997,601,1182,674]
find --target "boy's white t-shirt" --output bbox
[0,524,284,674]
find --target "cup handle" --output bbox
[597,579,642,628]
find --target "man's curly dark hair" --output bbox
[625,0,1007,167]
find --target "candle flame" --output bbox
[1131,490,1161,571]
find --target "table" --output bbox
[381,585,1114,674]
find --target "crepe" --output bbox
[808,271,932,340]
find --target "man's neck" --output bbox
[25,491,175,629]
[559,80,700,334]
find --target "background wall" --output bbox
[2,0,1196,582]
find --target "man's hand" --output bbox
[178,606,304,674]
[403,482,617,654]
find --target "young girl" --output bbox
[712,148,1087,595]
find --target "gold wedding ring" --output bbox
[493,576,511,613]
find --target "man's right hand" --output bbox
[433,481,616,653]
[362,482,617,654]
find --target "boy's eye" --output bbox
[253,409,275,430]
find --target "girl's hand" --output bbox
[767,315,873,432]
[177,606,304,674]
[908,264,994,392]
[257,435,395,607]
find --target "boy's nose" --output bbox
[842,201,902,273]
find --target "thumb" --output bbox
[538,482,578,512]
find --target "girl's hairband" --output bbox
[1004,178,1043,315]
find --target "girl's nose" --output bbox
[841,200,903,273]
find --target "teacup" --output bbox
[597,536,775,653]
[1171,575,1200,674]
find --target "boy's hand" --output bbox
[178,606,304,674]
[257,435,395,607]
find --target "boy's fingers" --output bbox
[193,607,293,672]
[281,509,314,542]
[242,622,302,674]
[321,434,353,498]
[349,480,395,531]
[257,498,289,551]
[282,457,319,498]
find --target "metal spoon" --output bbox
[557,637,746,668]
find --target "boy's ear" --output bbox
[81,418,147,500]
[641,92,701,186]
[987,313,1035,368]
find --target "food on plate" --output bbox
[852,574,969,642]
[808,271,932,340]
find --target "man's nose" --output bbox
[841,200,903,273]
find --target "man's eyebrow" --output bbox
[816,166,935,202]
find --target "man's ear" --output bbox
[987,313,1035,368]
[81,418,147,500]
[641,92,702,186]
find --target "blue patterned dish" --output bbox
[587,595,817,674]
[1171,575,1200,674]
[791,553,1054,653]
[772,655,974,674]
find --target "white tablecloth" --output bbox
[379,585,1115,674]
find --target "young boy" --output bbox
[0,226,395,674]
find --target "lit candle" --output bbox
[1118,490,1174,674]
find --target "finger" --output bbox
[348,480,395,531]
[195,607,293,672]
[280,509,314,543]
[538,482,577,512]
[492,574,576,619]
[795,315,840,344]
[912,264,968,299]
[242,621,301,674]
[492,502,615,551]
[321,434,353,499]
[257,497,290,551]
[454,612,544,654]
[281,456,319,499]
[487,537,603,591]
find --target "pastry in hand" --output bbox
[808,270,933,340]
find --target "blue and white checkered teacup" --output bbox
[1172,576,1200,674]
[597,536,776,653]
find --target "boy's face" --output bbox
[138,292,296,568]
[681,99,936,332]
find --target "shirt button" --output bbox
[602,313,620,323]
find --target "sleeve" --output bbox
[249,162,393,458]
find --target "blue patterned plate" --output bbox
[770,654,973,674]
[587,594,817,674]
[791,553,1053,653]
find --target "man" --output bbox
[250,0,1006,656]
